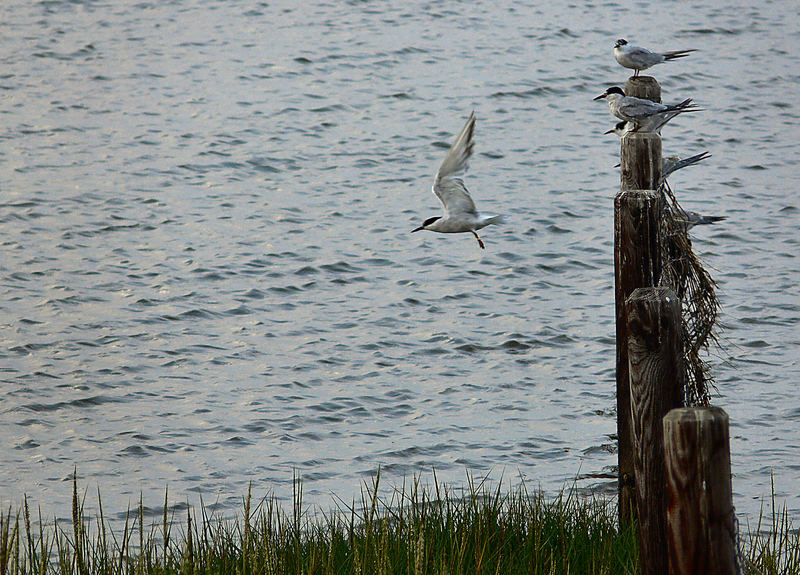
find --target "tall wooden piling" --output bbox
[663,407,737,575]
[614,191,662,521]
[627,287,684,575]
[614,77,664,523]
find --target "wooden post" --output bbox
[663,407,737,575]
[626,286,684,575]
[614,190,662,521]
[621,133,662,191]
[625,76,662,102]
[615,75,664,525]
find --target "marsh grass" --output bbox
[742,479,800,575]
[0,471,797,575]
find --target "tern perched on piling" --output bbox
[613,39,696,78]
[411,111,506,249]
[666,206,727,230]
[661,152,712,185]
[609,150,711,180]
[604,101,699,134]
[594,87,699,131]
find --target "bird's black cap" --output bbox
[411,216,441,232]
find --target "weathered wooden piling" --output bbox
[627,287,684,575]
[614,76,664,523]
[614,191,662,521]
[663,407,737,575]
[611,69,731,575]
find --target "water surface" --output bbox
[1,0,799,524]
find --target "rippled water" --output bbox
[2,0,799,524]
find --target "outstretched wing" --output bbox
[433,111,478,217]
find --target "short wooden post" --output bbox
[627,287,684,575]
[614,191,662,521]
[663,407,737,575]
[625,76,662,102]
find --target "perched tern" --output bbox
[666,206,727,230]
[661,151,712,184]
[614,39,696,78]
[605,123,711,182]
[604,101,697,135]
[610,150,711,179]
[411,111,506,249]
[594,87,699,131]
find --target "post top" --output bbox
[663,406,729,424]
[626,75,660,86]
[624,76,661,103]
[621,131,662,141]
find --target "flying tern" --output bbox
[411,111,506,249]
[594,87,699,131]
[614,39,696,78]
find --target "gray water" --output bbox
[2,0,799,525]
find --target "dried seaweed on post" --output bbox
[657,180,720,406]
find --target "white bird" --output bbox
[411,111,506,249]
[614,38,696,78]
[594,87,699,131]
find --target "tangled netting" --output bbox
[657,179,718,406]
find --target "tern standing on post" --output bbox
[613,38,696,78]
[411,111,506,250]
[604,103,695,135]
[594,87,699,131]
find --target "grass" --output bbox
[0,471,797,575]
[742,477,800,575]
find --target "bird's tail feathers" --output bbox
[483,215,507,226]
[668,98,701,113]
[662,49,697,60]
[669,151,712,175]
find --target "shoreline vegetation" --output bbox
[1,471,798,574]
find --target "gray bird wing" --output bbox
[625,46,662,67]
[433,112,478,217]
[639,110,680,132]
[661,151,711,182]
[617,97,667,121]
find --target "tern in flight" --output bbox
[411,111,506,249]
